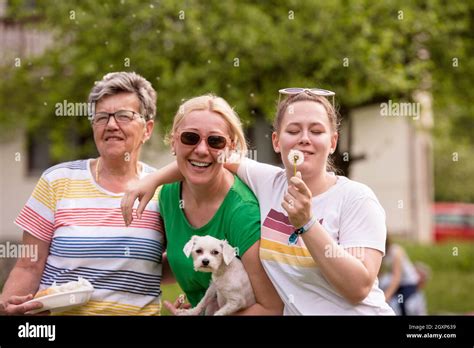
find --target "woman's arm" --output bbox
[0,232,50,315]
[122,158,267,225]
[283,173,384,304]
[301,228,383,304]
[122,161,184,225]
[223,161,240,174]
[236,241,283,315]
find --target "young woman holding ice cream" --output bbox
[122,88,394,315]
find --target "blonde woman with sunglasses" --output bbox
[122,89,394,315]
[124,94,282,315]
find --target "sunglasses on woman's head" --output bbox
[278,87,336,107]
[279,87,335,96]
[180,131,227,150]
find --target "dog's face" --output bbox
[183,235,236,273]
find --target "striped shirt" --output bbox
[15,159,164,315]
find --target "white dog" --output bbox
[176,235,256,316]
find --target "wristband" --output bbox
[288,215,317,245]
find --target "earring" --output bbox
[171,150,176,156]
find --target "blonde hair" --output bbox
[167,94,248,156]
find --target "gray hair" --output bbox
[88,71,157,121]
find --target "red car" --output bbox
[433,202,474,242]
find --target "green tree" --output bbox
[1,0,472,200]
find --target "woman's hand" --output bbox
[1,232,50,315]
[281,172,313,228]
[1,294,49,315]
[121,175,159,226]
[121,161,184,226]
[163,294,191,315]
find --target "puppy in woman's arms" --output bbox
[177,235,256,316]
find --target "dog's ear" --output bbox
[222,240,236,265]
[183,236,198,258]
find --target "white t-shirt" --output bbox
[237,159,394,315]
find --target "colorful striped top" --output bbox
[15,159,164,316]
[237,159,394,315]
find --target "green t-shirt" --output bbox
[159,175,260,306]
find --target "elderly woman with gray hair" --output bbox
[0,72,165,315]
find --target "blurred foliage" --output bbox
[0,0,472,199]
[402,241,474,272]
[433,117,474,202]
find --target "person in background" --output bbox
[379,236,428,315]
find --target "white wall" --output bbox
[350,105,414,236]
[349,104,433,242]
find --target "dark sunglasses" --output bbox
[180,131,227,150]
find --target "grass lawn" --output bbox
[398,240,474,314]
[161,283,184,315]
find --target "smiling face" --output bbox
[272,100,338,177]
[92,92,154,160]
[171,109,231,186]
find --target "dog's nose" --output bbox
[202,259,210,266]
